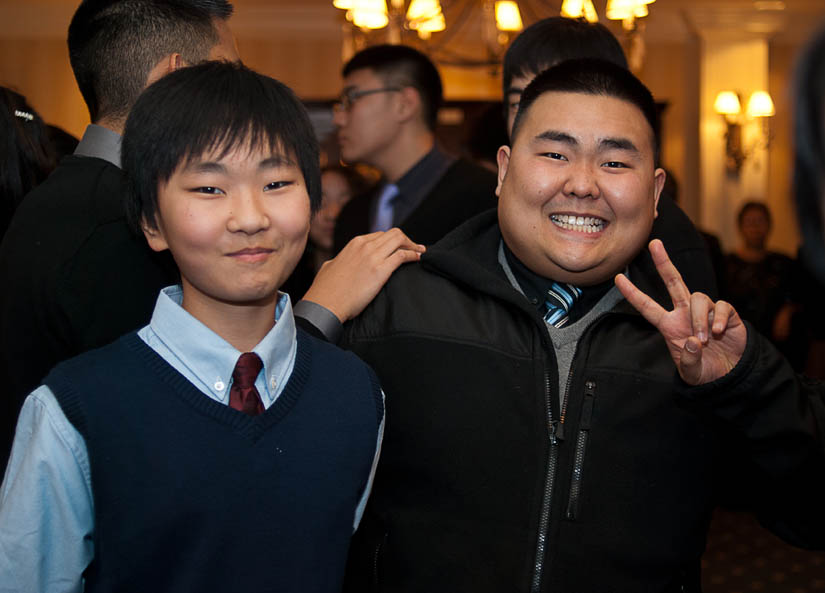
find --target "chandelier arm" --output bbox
[417,0,476,51]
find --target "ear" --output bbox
[652,167,666,219]
[144,53,183,88]
[395,86,422,124]
[141,216,169,253]
[495,145,511,197]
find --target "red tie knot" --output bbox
[232,352,263,390]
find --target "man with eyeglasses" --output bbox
[330,44,497,252]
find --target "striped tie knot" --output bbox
[544,282,582,328]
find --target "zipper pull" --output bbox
[550,420,564,443]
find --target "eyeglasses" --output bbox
[333,87,401,112]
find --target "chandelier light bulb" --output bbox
[495,1,524,31]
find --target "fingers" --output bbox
[614,272,667,328]
[302,229,425,323]
[647,239,691,310]
[709,299,736,336]
[344,228,425,260]
[689,292,712,344]
[679,336,704,385]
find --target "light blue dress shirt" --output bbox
[0,286,383,593]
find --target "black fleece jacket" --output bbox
[342,210,825,593]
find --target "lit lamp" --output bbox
[407,0,446,39]
[714,90,774,176]
[606,0,654,30]
[350,0,388,30]
[560,0,599,23]
[495,1,523,32]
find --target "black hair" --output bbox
[0,87,57,238]
[122,61,321,235]
[343,44,442,130]
[793,24,825,283]
[502,17,627,99]
[68,0,234,123]
[512,58,660,160]
[737,201,771,228]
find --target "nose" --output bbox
[562,161,600,200]
[332,107,347,128]
[227,189,270,234]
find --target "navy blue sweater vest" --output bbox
[45,329,382,593]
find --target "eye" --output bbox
[508,100,520,112]
[603,161,628,169]
[192,186,224,195]
[542,152,567,161]
[264,180,293,191]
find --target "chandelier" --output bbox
[332,0,656,70]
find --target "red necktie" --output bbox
[229,352,264,416]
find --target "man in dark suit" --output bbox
[0,0,239,469]
[331,44,497,251]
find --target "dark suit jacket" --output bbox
[0,155,177,468]
[334,158,498,251]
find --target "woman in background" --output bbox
[0,87,56,239]
[282,165,370,301]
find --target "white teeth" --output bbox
[550,214,605,233]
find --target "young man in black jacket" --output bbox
[331,60,825,592]
[331,44,497,252]
[0,0,240,470]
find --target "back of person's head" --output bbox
[343,44,443,130]
[0,87,57,237]
[502,17,627,97]
[512,58,659,158]
[68,0,234,123]
[122,61,321,234]
[793,24,825,280]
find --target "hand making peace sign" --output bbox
[615,239,747,386]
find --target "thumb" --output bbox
[679,336,703,385]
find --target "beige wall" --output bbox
[0,37,87,138]
[767,42,801,257]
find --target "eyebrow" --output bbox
[534,130,641,154]
[535,130,578,146]
[184,154,294,175]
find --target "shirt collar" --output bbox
[147,286,296,406]
[388,144,456,223]
[501,241,614,322]
[74,124,122,168]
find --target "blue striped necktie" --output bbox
[544,282,582,328]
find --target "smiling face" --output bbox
[142,142,311,319]
[496,91,665,286]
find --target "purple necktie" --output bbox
[229,352,264,416]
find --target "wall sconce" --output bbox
[713,89,775,176]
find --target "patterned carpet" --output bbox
[702,509,825,593]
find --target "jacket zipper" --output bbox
[565,380,595,520]
[530,366,561,593]
[530,310,608,591]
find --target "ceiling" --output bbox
[1,0,824,46]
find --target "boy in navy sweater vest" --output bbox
[0,62,385,593]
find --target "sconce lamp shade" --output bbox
[351,0,388,29]
[746,91,775,117]
[333,0,353,8]
[495,1,524,31]
[561,0,599,23]
[714,91,742,116]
